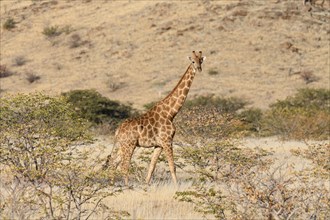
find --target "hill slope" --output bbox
[1,0,329,109]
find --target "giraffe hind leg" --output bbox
[119,143,136,186]
[163,144,178,185]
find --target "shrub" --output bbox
[238,108,263,133]
[184,95,247,113]
[26,72,40,83]
[0,64,14,78]
[291,143,330,178]
[3,18,16,30]
[271,88,329,112]
[174,96,248,140]
[0,93,126,219]
[175,140,330,219]
[42,25,62,38]
[13,55,27,66]
[69,33,82,48]
[208,69,219,75]
[263,88,330,140]
[63,89,136,128]
[175,106,244,140]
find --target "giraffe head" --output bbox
[188,51,206,72]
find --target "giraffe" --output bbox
[106,51,205,185]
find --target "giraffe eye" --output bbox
[192,61,195,64]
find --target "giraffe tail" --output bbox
[102,137,121,170]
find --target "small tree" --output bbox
[0,93,127,219]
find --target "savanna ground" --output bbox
[1,0,329,219]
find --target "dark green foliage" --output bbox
[63,89,136,127]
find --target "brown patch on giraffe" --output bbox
[179,82,186,89]
[159,117,165,124]
[175,103,181,110]
[147,130,153,138]
[149,117,155,124]
[154,112,160,120]
[152,127,158,135]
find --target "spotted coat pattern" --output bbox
[108,51,205,185]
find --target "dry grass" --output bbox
[105,182,204,220]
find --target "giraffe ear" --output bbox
[202,56,206,61]
[188,56,192,61]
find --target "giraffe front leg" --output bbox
[163,144,178,185]
[146,147,163,185]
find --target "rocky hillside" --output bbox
[1,0,329,109]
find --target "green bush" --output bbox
[263,88,330,140]
[63,89,136,128]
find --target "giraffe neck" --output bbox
[150,64,196,120]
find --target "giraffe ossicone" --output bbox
[105,51,205,185]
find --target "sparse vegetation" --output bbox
[108,81,125,92]
[3,18,16,30]
[0,93,127,219]
[238,107,263,133]
[299,70,319,84]
[63,89,137,129]
[26,72,41,83]
[0,65,14,78]
[13,55,27,66]
[69,33,82,48]
[208,69,219,75]
[262,88,330,140]
[175,138,329,219]
[42,25,62,37]
[184,95,247,113]
[175,89,330,140]
[291,143,330,178]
